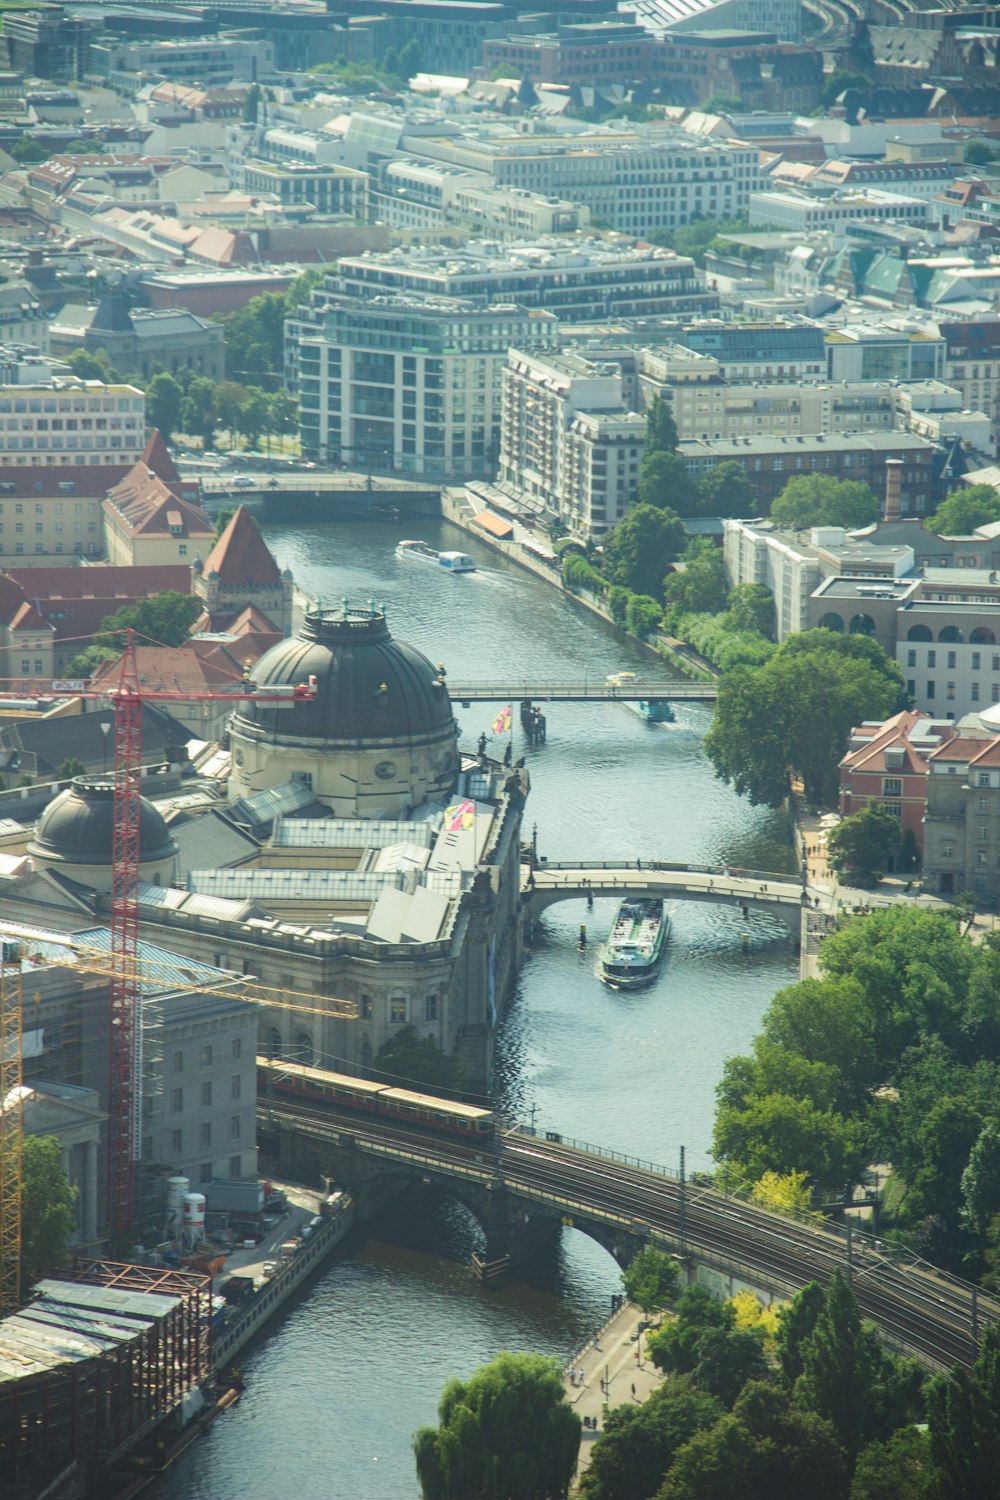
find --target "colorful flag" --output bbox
[492,704,512,736]
[444,799,475,832]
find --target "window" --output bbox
[980,773,991,787]
[973,684,981,702]
[948,651,957,669]
[171,1088,183,1112]
[978,852,988,868]
[200,1122,212,1146]
[230,1115,241,1140]
[425,993,438,1022]
[200,1162,213,1183]
[172,1050,184,1072]
[229,1154,242,1177]
[171,1129,182,1153]
[884,802,902,820]
[360,993,373,1020]
[979,826,989,841]
[928,650,936,667]
[390,996,407,1025]
[231,1074,241,1099]
[927,681,935,699]
[883,777,902,796]
[947,683,956,700]
[943,843,954,857]
[979,797,989,811]
[907,649,916,667]
[200,1044,213,1067]
[231,1037,242,1059]
[201,1082,212,1106]
[973,652,981,670]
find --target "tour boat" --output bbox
[396,539,477,573]
[606,671,675,725]
[599,898,670,989]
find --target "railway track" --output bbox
[261,1101,996,1373]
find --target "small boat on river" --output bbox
[396,539,477,573]
[606,671,674,725]
[599,898,669,989]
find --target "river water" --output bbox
[153,515,797,1500]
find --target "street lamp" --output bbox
[100,720,112,776]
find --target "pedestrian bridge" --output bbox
[448,680,717,703]
[522,860,812,918]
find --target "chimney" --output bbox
[883,459,903,522]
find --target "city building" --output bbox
[826,324,946,384]
[498,347,644,538]
[940,319,1000,456]
[331,238,715,323]
[0,351,145,467]
[240,160,369,219]
[748,188,930,232]
[88,33,276,91]
[371,162,589,238]
[681,322,827,382]
[838,708,957,854]
[50,292,226,383]
[923,722,1000,901]
[103,459,215,567]
[192,505,294,637]
[682,431,941,515]
[287,290,558,477]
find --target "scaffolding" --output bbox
[0,946,22,1316]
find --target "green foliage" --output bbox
[399,38,423,78]
[825,803,900,886]
[602,505,686,600]
[689,1328,770,1408]
[675,611,775,671]
[714,1090,866,1196]
[926,1323,1000,1499]
[243,81,262,122]
[57,757,86,780]
[648,1285,734,1376]
[608,584,630,625]
[645,396,678,457]
[621,1246,680,1313]
[638,451,701,515]
[699,461,755,519]
[180,375,220,448]
[646,214,748,267]
[374,1026,464,1094]
[768,475,879,531]
[65,642,118,678]
[562,551,605,595]
[214,507,237,538]
[960,1122,1000,1234]
[626,593,662,640]
[725,583,774,640]
[579,1378,723,1500]
[662,549,728,616]
[823,68,874,107]
[704,629,902,807]
[849,1426,936,1500]
[925,485,1000,538]
[413,1351,579,1500]
[100,590,202,650]
[68,348,113,381]
[964,140,1000,166]
[22,1135,76,1290]
[9,133,49,164]
[146,371,183,441]
[221,292,288,381]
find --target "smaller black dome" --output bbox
[28,778,178,868]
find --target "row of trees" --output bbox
[415,1265,1000,1500]
[713,902,1000,1275]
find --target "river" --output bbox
[152,514,798,1500]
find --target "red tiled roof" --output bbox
[928,737,989,761]
[969,740,1000,768]
[0,462,135,497]
[4,564,190,599]
[201,505,281,588]
[104,461,212,540]
[91,641,246,692]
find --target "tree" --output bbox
[579,1378,722,1500]
[699,462,755,519]
[21,1135,77,1291]
[68,348,111,380]
[689,1328,769,1408]
[645,397,678,457]
[713,1090,866,1197]
[704,631,902,808]
[663,548,728,616]
[374,1026,464,1094]
[964,140,999,166]
[100,590,202,649]
[399,38,423,79]
[926,1323,1000,1500]
[413,1351,580,1500]
[724,584,773,640]
[602,505,686,600]
[626,593,662,640]
[222,295,287,382]
[647,215,748,267]
[58,757,87,780]
[750,1169,815,1217]
[244,81,262,122]
[214,507,237,538]
[768,475,879,532]
[622,1246,680,1314]
[268,390,298,444]
[925,485,1000,538]
[960,1122,1000,1235]
[237,387,270,449]
[146,371,183,441]
[648,1285,734,1376]
[849,1426,936,1500]
[638,452,701,516]
[180,375,219,448]
[823,68,874,107]
[825,802,900,886]
[9,134,50,165]
[214,380,248,438]
[65,641,118,678]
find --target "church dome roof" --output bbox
[28,778,178,868]
[232,604,453,744]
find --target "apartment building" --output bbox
[681,323,827,382]
[838,709,957,854]
[89,33,275,90]
[372,162,589,238]
[287,293,558,478]
[498,348,644,538]
[826,324,946,384]
[940,320,1000,455]
[924,731,1000,901]
[332,238,715,322]
[749,188,930,232]
[240,160,368,219]
[0,353,145,468]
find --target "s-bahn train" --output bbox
[257,1056,496,1139]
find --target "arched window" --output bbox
[295,1031,313,1066]
[907,625,933,641]
[849,613,876,637]
[818,612,844,633]
[939,625,964,643]
[261,1024,282,1060]
[971,627,996,645]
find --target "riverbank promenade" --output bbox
[564,1301,664,1486]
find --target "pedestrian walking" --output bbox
[631,1383,636,1399]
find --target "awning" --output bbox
[473,510,513,539]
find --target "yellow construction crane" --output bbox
[0,925,357,1312]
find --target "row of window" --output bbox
[168,1115,243,1144]
[169,1076,242,1108]
[357,992,438,1023]
[906,650,999,668]
[906,679,997,703]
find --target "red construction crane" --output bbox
[0,629,316,1247]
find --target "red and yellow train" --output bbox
[257,1056,496,1139]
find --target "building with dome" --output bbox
[228,602,460,819]
[27,777,179,890]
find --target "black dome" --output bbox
[29,778,178,867]
[233,605,454,744]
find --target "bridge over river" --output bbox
[261,1101,993,1376]
[448,679,717,703]
[522,861,813,930]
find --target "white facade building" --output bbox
[0,354,145,466]
[749,188,930,231]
